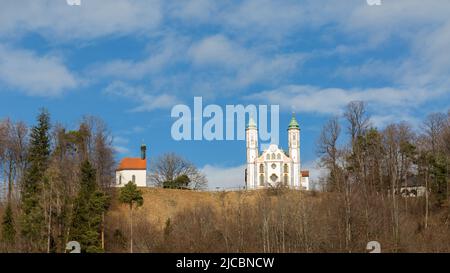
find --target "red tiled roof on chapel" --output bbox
[117,158,146,171]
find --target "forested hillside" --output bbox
[105,187,449,253]
[1,102,449,253]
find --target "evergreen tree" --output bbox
[70,160,109,253]
[1,202,16,246]
[119,181,143,253]
[20,109,51,251]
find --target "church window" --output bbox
[277,153,281,160]
[271,163,277,169]
[271,153,275,159]
[284,174,289,185]
[284,164,289,173]
[259,175,264,186]
[119,175,122,185]
[266,154,270,160]
[132,175,136,183]
[270,174,278,182]
[259,164,264,173]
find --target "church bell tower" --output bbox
[288,114,300,188]
[246,116,258,189]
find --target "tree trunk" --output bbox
[130,204,133,253]
[46,179,53,254]
[101,212,105,251]
[425,170,429,229]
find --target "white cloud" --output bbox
[0,0,162,40]
[0,44,77,97]
[201,164,246,190]
[89,34,188,80]
[223,0,306,39]
[103,81,179,112]
[113,136,129,145]
[113,145,130,155]
[168,0,220,23]
[170,0,309,41]
[248,84,444,117]
[188,35,242,68]
[188,34,305,92]
[112,136,130,155]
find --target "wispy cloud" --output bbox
[0,0,162,40]
[112,136,130,155]
[103,81,179,112]
[248,85,445,120]
[113,145,130,155]
[0,44,78,97]
[88,34,188,80]
[187,34,305,94]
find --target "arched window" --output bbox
[271,153,276,160]
[119,175,122,185]
[284,174,289,185]
[284,164,289,173]
[259,164,264,173]
[277,153,281,160]
[132,175,136,183]
[259,174,264,186]
[266,154,270,160]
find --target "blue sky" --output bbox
[0,0,449,188]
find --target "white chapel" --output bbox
[115,144,147,187]
[245,115,310,190]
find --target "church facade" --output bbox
[245,115,309,190]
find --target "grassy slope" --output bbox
[107,188,269,229]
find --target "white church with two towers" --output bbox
[245,115,310,190]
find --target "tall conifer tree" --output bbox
[70,160,109,252]
[20,109,51,251]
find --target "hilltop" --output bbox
[106,188,315,229]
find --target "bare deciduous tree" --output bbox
[149,153,207,190]
[317,116,342,192]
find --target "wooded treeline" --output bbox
[0,109,115,252]
[314,101,449,251]
[1,102,450,253]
